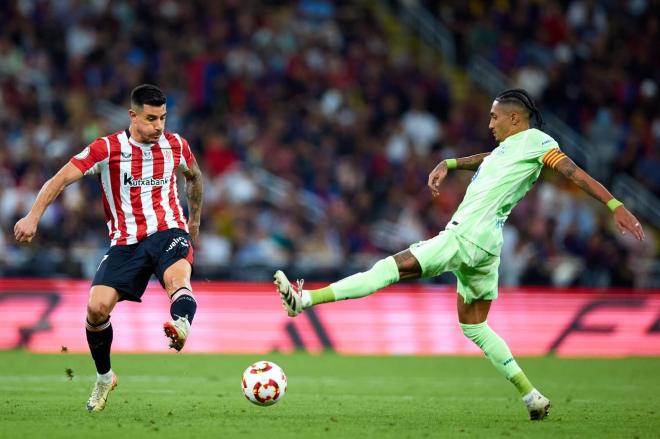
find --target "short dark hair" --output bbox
[495,88,543,127]
[131,84,167,108]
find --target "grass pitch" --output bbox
[0,351,658,438]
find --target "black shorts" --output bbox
[92,228,194,302]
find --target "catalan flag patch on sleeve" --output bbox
[542,148,567,169]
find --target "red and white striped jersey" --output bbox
[70,130,196,246]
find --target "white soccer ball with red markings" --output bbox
[241,361,287,406]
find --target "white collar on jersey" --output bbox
[125,129,162,148]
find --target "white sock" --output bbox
[301,290,312,309]
[97,369,114,384]
[177,316,191,330]
[522,388,540,403]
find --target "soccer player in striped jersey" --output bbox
[14,84,204,412]
[274,89,645,420]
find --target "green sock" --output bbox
[510,372,534,396]
[460,321,534,396]
[332,256,400,300]
[308,256,400,305]
[309,286,335,305]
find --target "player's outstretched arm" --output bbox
[182,157,203,242]
[14,162,83,243]
[554,156,645,241]
[428,153,490,197]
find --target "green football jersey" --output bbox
[446,128,559,255]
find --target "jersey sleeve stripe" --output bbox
[173,133,194,170]
[70,137,110,174]
[70,157,89,174]
[173,133,185,167]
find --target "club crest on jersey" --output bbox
[123,172,170,187]
[74,147,90,160]
[495,145,507,155]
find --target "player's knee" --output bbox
[372,256,400,284]
[163,260,192,289]
[392,251,421,280]
[460,321,486,345]
[163,268,191,293]
[87,301,111,323]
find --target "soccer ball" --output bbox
[241,360,287,406]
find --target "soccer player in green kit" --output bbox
[274,89,646,420]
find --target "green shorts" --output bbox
[409,229,500,304]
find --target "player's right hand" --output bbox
[14,215,39,243]
[427,161,449,197]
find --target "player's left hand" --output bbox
[188,221,200,242]
[613,206,645,241]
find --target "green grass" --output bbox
[0,351,658,438]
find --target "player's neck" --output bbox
[127,126,154,146]
[502,125,530,141]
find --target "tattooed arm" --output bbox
[455,153,491,171]
[427,153,490,197]
[182,157,203,242]
[554,156,645,241]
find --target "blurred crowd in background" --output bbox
[0,0,657,288]
[428,0,660,191]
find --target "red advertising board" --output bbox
[1,280,658,356]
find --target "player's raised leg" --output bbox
[275,249,421,317]
[162,258,197,351]
[457,296,550,420]
[85,285,119,412]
